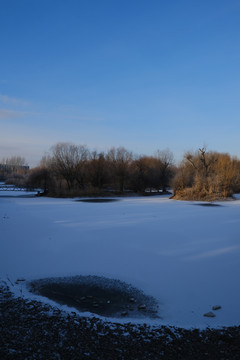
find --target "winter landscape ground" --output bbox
[1,190,240,329]
[1,190,240,359]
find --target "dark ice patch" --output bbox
[28,275,159,319]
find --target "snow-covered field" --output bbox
[1,192,240,329]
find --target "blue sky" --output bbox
[1,0,240,166]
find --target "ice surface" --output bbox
[1,193,240,328]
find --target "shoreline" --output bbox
[1,281,240,359]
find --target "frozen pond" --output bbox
[1,193,240,328]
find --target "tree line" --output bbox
[2,143,240,200]
[0,156,29,184]
[26,143,175,196]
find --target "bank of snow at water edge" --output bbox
[0,192,240,329]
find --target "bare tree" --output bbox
[0,156,29,181]
[107,147,133,192]
[50,143,89,191]
[155,149,174,191]
[1,156,28,172]
[87,151,109,189]
[27,166,53,193]
[131,156,154,192]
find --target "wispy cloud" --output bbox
[0,94,29,107]
[184,245,240,261]
[0,109,30,120]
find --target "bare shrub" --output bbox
[172,147,240,201]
